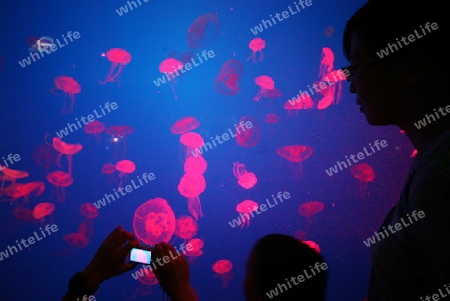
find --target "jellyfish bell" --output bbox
[215,60,243,96]
[100,48,132,85]
[175,215,199,242]
[276,145,313,180]
[51,137,83,175]
[247,38,266,62]
[32,202,55,225]
[236,200,259,227]
[50,76,81,114]
[171,117,200,135]
[159,58,184,100]
[178,173,206,220]
[46,171,73,202]
[212,259,233,287]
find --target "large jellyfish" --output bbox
[187,13,220,49]
[178,173,206,220]
[233,162,257,189]
[51,137,83,175]
[171,117,200,135]
[215,60,243,96]
[46,171,73,202]
[247,38,265,62]
[100,48,132,85]
[133,197,176,245]
[159,58,184,100]
[212,260,233,287]
[50,76,81,114]
[276,145,313,180]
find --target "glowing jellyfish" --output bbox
[100,48,131,85]
[298,201,325,232]
[83,120,106,143]
[46,171,73,202]
[115,159,136,188]
[247,38,265,62]
[233,162,257,189]
[101,163,117,185]
[175,216,199,241]
[185,238,204,262]
[236,116,261,148]
[51,137,83,175]
[55,232,89,255]
[236,200,259,228]
[215,60,243,96]
[184,156,207,174]
[303,240,321,253]
[133,197,176,245]
[130,270,158,299]
[318,47,334,78]
[78,203,98,238]
[178,173,206,220]
[50,76,81,114]
[32,202,55,225]
[264,113,279,123]
[171,117,200,135]
[294,230,307,240]
[180,132,204,159]
[33,144,58,170]
[105,125,134,158]
[1,182,45,208]
[212,259,233,287]
[253,75,275,101]
[159,58,184,100]
[284,94,315,116]
[187,13,220,49]
[0,167,29,189]
[276,145,313,180]
[316,69,346,109]
[351,163,375,196]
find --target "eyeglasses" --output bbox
[341,59,380,83]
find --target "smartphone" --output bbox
[129,247,152,264]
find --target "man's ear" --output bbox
[404,54,428,86]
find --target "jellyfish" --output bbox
[130,270,158,299]
[264,113,279,124]
[178,173,206,220]
[184,156,207,175]
[351,163,375,196]
[83,120,106,144]
[185,238,204,262]
[298,201,325,232]
[187,13,220,49]
[1,207,37,235]
[276,145,313,180]
[100,48,132,85]
[284,94,315,117]
[180,132,204,160]
[318,47,334,78]
[253,75,275,101]
[55,232,89,255]
[105,125,134,158]
[0,166,29,189]
[247,38,265,62]
[236,200,259,228]
[215,60,243,96]
[115,159,136,188]
[33,144,58,170]
[175,216,199,242]
[212,260,233,287]
[50,76,81,114]
[78,203,99,238]
[233,162,257,189]
[171,117,200,135]
[46,171,73,202]
[159,58,184,100]
[133,197,176,245]
[303,240,321,253]
[50,137,83,176]
[316,69,346,109]
[1,182,45,208]
[236,116,261,148]
[32,202,55,225]
[101,163,117,185]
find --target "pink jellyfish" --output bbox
[50,137,83,175]
[101,163,117,185]
[247,38,265,62]
[236,200,259,228]
[298,201,325,232]
[46,171,73,202]
[1,181,45,208]
[351,163,375,196]
[253,75,277,101]
[83,120,106,143]
[171,117,200,135]
[115,159,136,188]
[318,47,334,78]
[78,203,99,239]
[130,270,158,299]
[303,240,321,253]
[233,162,257,189]
[0,166,29,189]
[32,202,55,225]
[212,260,233,287]
[178,173,206,220]
[264,113,279,123]
[175,216,199,242]
[276,145,313,180]
[105,125,134,158]
[316,69,346,109]
[100,48,131,85]
[180,132,204,160]
[184,155,207,174]
[185,238,204,262]
[55,232,89,255]
[50,76,81,114]
[159,58,184,100]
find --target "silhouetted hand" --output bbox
[81,226,139,287]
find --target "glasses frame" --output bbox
[341,59,380,83]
